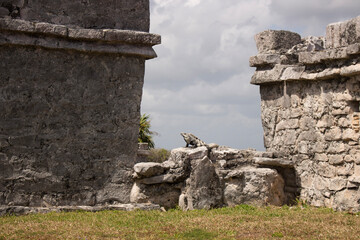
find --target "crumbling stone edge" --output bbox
[0,18,161,58]
[250,16,360,84]
[0,203,162,216]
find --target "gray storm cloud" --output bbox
[143,0,360,150]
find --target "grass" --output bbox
[1,204,360,239]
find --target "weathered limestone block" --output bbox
[334,92,352,102]
[298,48,349,64]
[324,127,342,141]
[317,162,337,178]
[133,162,165,178]
[346,43,360,55]
[314,153,328,162]
[298,171,314,189]
[302,188,329,208]
[276,119,299,131]
[249,54,281,67]
[327,142,346,154]
[223,167,286,206]
[337,117,351,128]
[179,156,223,210]
[210,147,252,161]
[251,64,288,84]
[283,130,297,145]
[298,130,322,142]
[344,155,354,163]
[254,157,294,168]
[290,108,302,118]
[130,182,181,209]
[313,176,329,191]
[280,66,305,80]
[333,189,360,212]
[207,143,220,149]
[326,16,360,48]
[348,175,360,184]
[253,151,274,158]
[136,156,193,186]
[312,141,327,153]
[299,116,316,130]
[277,109,291,119]
[297,141,309,154]
[287,36,324,53]
[138,174,179,185]
[348,164,360,183]
[328,177,347,191]
[170,147,208,161]
[186,146,208,160]
[337,163,354,176]
[329,155,344,165]
[254,30,301,54]
[341,64,360,77]
[350,150,360,164]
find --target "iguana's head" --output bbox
[180,132,190,141]
[180,132,190,137]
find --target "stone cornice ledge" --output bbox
[0,18,161,59]
[251,63,360,85]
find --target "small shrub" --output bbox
[294,198,309,208]
[235,204,256,211]
[272,232,284,238]
[147,148,170,163]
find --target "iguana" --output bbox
[180,132,207,148]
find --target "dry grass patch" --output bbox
[1,205,360,239]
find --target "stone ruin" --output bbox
[1,1,360,214]
[0,0,160,214]
[132,15,360,212]
[131,145,295,210]
[251,16,360,212]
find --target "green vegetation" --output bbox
[138,113,157,148]
[1,205,360,239]
[147,148,171,163]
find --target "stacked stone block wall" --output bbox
[0,1,160,208]
[251,16,360,211]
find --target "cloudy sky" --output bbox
[142,0,360,150]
